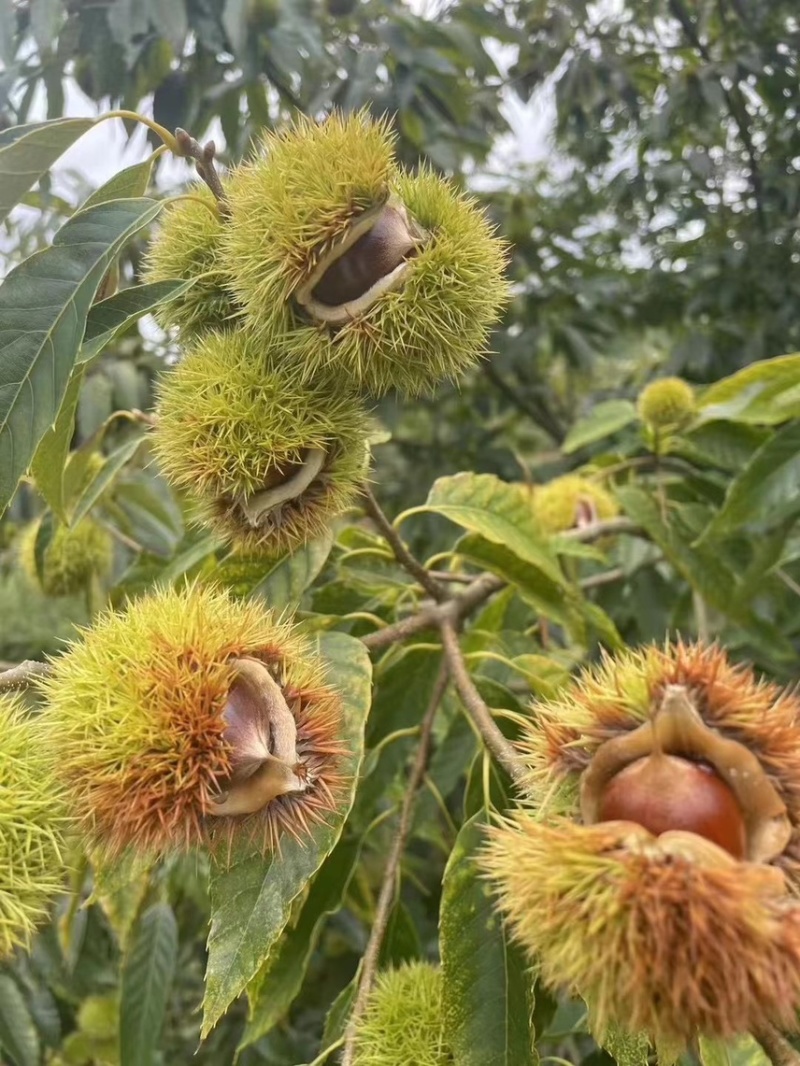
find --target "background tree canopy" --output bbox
[0,1,799,1064]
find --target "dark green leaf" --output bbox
[80,279,194,363]
[69,432,147,524]
[120,903,178,1066]
[0,117,95,222]
[30,367,84,520]
[82,155,157,210]
[0,197,162,515]
[0,974,39,1066]
[203,633,372,1036]
[249,531,335,608]
[440,815,537,1066]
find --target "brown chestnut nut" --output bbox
[597,752,747,859]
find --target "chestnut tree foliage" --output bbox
[0,1,798,1065]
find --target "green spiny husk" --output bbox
[352,962,452,1066]
[152,328,371,555]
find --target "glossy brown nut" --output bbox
[597,753,747,859]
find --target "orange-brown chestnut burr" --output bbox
[597,752,747,859]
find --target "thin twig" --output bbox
[0,660,51,691]
[753,1026,800,1066]
[361,573,504,652]
[174,129,230,215]
[438,619,524,785]
[361,485,447,601]
[580,567,625,590]
[340,660,450,1066]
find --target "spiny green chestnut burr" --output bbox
[223,110,510,396]
[40,584,345,858]
[18,515,113,597]
[143,184,238,336]
[637,377,696,430]
[352,962,452,1066]
[152,329,371,555]
[0,694,70,958]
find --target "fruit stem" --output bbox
[103,110,180,154]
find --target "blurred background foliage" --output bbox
[0,1,799,1063]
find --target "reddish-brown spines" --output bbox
[41,584,346,859]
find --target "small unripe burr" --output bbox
[637,376,696,429]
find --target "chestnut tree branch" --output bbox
[0,660,51,691]
[361,485,447,602]
[341,660,450,1066]
[438,618,525,785]
[174,128,230,215]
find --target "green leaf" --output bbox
[82,156,157,210]
[80,279,194,364]
[406,473,565,587]
[0,117,95,222]
[239,839,360,1049]
[697,421,800,540]
[440,815,537,1066]
[698,354,800,425]
[68,432,147,524]
[203,633,372,1036]
[562,399,637,453]
[0,197,163,515]
[600,1022,650,1066]
[30,367,84,520]
[120,903,178,1066]
[0,974,39,1066]
[249,531,335,608]
[698,1037,732,1066]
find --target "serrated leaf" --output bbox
[0,117,95,222]
[89,850,155,950]
[30,367,84,519]
[0,974,39,1066]
[698,354,800,425]
[407,473,565,587]
[82,156,157,210]
[440,815,537,1066]
[249,531,335,608]
[202,633,372,1036]
[68,432,147,524]
[120,903,178,1066]
[239,839,360,1049]
[562,399,637,453]
[697,421,800,540]
[80,279,194,363]
[0,197,162,515]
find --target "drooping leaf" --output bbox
[440,815,537,1066]
[405,473,565,586]
[562,399,637,453]
[249,530,335,608]
[119,903,178,1066]
[239,839,360,1049]
[203,633,372,1036]
[0,197,162,515]
[698,354,800,425]
[68,432,147,525]
[0,974,39,1066]
[30,367,85,520]
[80,279,194,364]
[0,117,95,222]
[697,421,800,540]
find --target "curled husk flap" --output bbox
[152,329,371,556]
[352,962,452,1066]
[0,694,70,957]
[18,516,113,597]
[144,183,238,336]
[482,818,800,1046]
[223,110,509,395]
[40,584,345,858]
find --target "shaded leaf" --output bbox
[0,197,162,515]
[0,117,95,222]
[203,633,372,1036]
[80,279,194,364]
[239,839,360,1049]
[30,367,84,520]
[249,531,335,608]
[0,974,39,1066]
[440,815,537,1066]
[120,903,178,1066]
[562,399,637,453]
[69,432,147,525]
